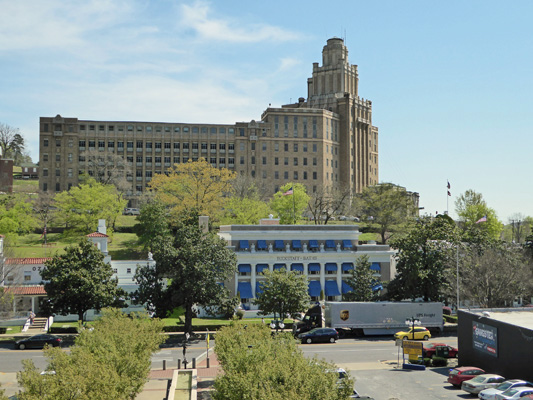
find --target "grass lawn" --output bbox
[108,233,143,260]
[12,179,39,193]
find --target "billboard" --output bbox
[472,321,498,357]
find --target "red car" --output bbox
[423,342,458,358]
[448,367,485,387]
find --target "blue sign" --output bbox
[472,321,498,357]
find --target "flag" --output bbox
[283,187,293,196]
[447,181,451,189]
[476,216,487,223]
[447,191,451,197]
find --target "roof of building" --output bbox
[5,258,51,265]
[4,286,47,295]
[465,308,533,330]
[86,232,108,237]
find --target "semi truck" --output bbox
[294,302,444,337]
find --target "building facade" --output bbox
[38,38,379,203]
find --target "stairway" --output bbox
[26,317,48,333]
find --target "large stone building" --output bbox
[38,38,379,202]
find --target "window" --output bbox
[293,157,298,166]
[155,142,162,149]
[192,127,199,133]
[174,142,180,150]
[210,143,217,150]
[251,156,255,165]
[303,117,308,138]
[219,157,225,164]
[294,143,298,152]
[303,143,308,152]
[44,138,49,147]
[228,143,234,151]
[284,171,289,179]
[239,128,245,137]
[274,142,279,151]
[303,158,307,166]
[239,142,245,151]
[284,157,288,166]
[183,143,189,150]
[108,141,114,149]
[294,171,298,180]
[262,157,267,165]
[165,142,171,150]
[262,171,267,179]
[312,117,317,138]
[55,183,60,192]
[303,171,307,180]
[127,268,131,274]
[210,158,217,164]
[274,116,279,137]
[127,141,133,149]
[67,168,73,177]
[313,171,317,179]
[79,140,86,148]
[284,116,289,137]
[201,143,208,150]
[274,157,279,165]
[146,142,152,149]
[240,156,245,165]
[219,143,226,150]
[24,271,32,281]
[55,169,60,177]
[174,127,180,132]
[284,143,289,152]
[55,139,61,147]
[313,144,317,152]
[251,143,255,151]
[262,143,267,151]
[98,140,105,149]
[43,154,49,162]
[43,183,47,191]
[293,116,298,137]
[274,171,279,179]
[43,123,49,132]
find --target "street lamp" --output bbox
[405,317,420,340]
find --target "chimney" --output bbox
[98,219,107,235]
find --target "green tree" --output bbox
[0,122,26,165]
[343,255,380,301]
[270,183,310,224]
[54,178,127,234]
[220,196,272,225]
[142,211,237,333]
[41,240,126,322]
[0,194,36,235]
[213,323,353,400]
[0,384,7,400]
[387,215,459,302]
[254,268,310,321]
[132,262,172,318]
[455,189,503,240]
[134,199,172,252]
[32,191,56,244]
[353,183,417,243]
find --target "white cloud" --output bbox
[179,1,301,43]
[278,57,300,71]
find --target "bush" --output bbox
[49,326,78,334]
[444,314,458,323]
[431,356,448,367]
[422,358,432,366]
[235,310,245,320]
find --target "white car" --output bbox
[461,374,505,394]
[479,380,533,400]
[495,387,533,400]
[123,208,140,215]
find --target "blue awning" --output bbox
[370,263,381,271]
[237,281,253,299]
[292,240,302,249]
[325,280,341,297]
[343,240,353,249]
[256,264,269,274]
[372,283,383,291]
[257,240,267,250]
[325,240,336,249]
[291,263,304,272]
[238,264,251,273]
[308,263,320,272]
[308,281,321,297]
[239,240,249,250]
[309,240,319,249]
[256,281,264,295]
[273,263,286,271]
[217,282,224,287]
[342,281,353,294]
[274,240,285,250]
[342,262,354,272]
[325,263,337,272]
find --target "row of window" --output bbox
[43,123,235,135]
[77,140,235,151]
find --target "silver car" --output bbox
[479,380,533,400]
[462,374,505,395]
[495,387,533,400]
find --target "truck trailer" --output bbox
[295,302,443,337]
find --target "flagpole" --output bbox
[292,188,296,224]
[446,179,449,215]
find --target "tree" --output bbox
[455,189,503,240]
[41,240,126,322]
[353,183,417,243]
[0,123,25,164]
[254,268,310,322]
[0,194,36,236]
[54,178,127,234]
[231,173,271,201]
[80,149,133,193]
[270,183,310,224]
[134,199,171,252]
[0,384,7,400]
[343,255,380,301]
[504,213,531,244]
[148,158,235,221]
[17,309,166,400]
[220,196,272,225]
[387,215,459,302]
[307,185,350,225]
[32,191,56,244]
[213,323,353,400]
[142,211,237,333]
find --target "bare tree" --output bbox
[231,174,271,201]
[80,149,133,194]
[307,185,351,225]
[33,191,56,244]
[0,123,25,164]
[507,213,530,244]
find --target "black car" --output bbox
[15,334,62,350]
[298,327,339,344]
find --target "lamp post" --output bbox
[405,317,420,340]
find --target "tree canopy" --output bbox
[270,183,310,224]
[253,268,310,321]
[41,240,126,322]
[307,185,350,225]
[455,189,503,240]
[220,196,272,225]
[342,255,381,301]
[0,123,27,165]
[0,194,36,236]
[80,149,132,193]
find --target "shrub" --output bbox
[444,315,458,323]
[235,310,245,320]
[49,326,79,334]
[431,357,448,367]
[422,358,432,366]
[0,327,7,334]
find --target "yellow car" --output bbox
[394,327,431,340]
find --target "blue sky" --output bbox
[1,0,532,222]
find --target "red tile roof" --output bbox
[86,232,108,237]
[4,286,47,295]
[5,258,52,265]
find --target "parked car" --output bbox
[479,380,533,400]
[448,367,485,387]
[394,327,431,340]
[422,342,458,358]
[298,327,339,344]
[462,374,506,394]
[15,334,62,350]
[495,387,533,400]
[123,208,140,215]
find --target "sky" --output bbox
[1,0,532,222]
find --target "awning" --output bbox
[238,264,251,273]
[325,240,336,249]
[257,240,267,250]
[370,263,381,271]
[239,240,249,250]
[308,281,321,297]
[292,240,302,249]
[217,282,224,287]
[255,281,264,295]
[341,262,354,272]
[237,281,253,299]
[273,263,286,271]
[325,263,337,272]
[308,263,320,272]
[325,280,341,297]
[309,240,319,249]
[343,240,353,249]
[291,263,304,272]
[372,283,383,291]
[256,264,269,274]
[342,281,353,294]
[274,240,285,250]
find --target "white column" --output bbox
[31,296,35,312]
[319,263,325,298]
[336,266,343,300]
[251,265,257,300]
